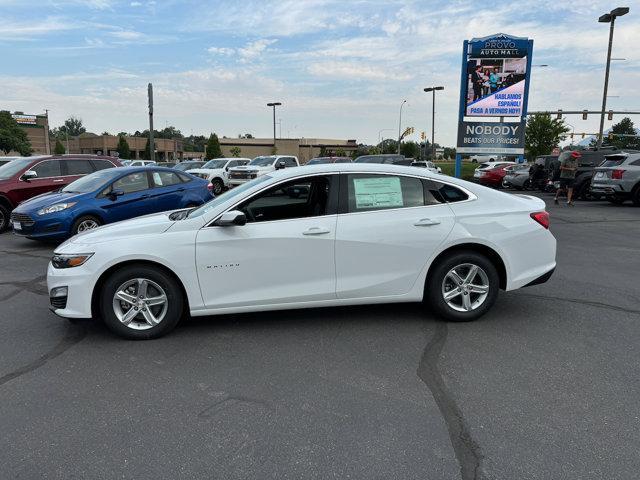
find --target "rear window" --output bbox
[600,156,626,167]
[65,159,94,175]
[346,174,425,212]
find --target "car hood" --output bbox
[62,211,175,246]
[229,165,272,172]
[14,190,89,213]
[187,168,223,175]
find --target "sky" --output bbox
[1,0,638,146]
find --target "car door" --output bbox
[98,171,153,222]
[335,173,456,299]
[149,170,188,212]
[14,159,65,203]
[195,174,338,309]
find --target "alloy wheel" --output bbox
[77,219,100,232]
[112,278,168,330]
[441,263,490,312]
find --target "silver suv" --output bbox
[591,152,640,205]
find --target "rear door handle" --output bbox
[141,194,150,199]
[414,218,440,226]
[302,227,331,235]
[52,179,65,183]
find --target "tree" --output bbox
[57,116,86,137]
[319,146,328,157]
[229,146,241,157]
[142,138,156,160]
[116,135,131,159]
[54,139,65,154]
[443,147,456,160]
[0,110,32,155]
[101,131,111,136]
[335,147,346,157]
[525,113,570,160]
[238,133,254,139]
[205,133,223,159]
[602,117,639,150]
[378,138,398,154]
[400,141,420,159]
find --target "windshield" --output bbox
[202,159,227,169]
[249,156,276,167]
[188,175,271,218]
[0,158,34,180]
[62,169,119,193]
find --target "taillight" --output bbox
[611,169,625,180]
[207,182,213,192]
[530,211,549,229]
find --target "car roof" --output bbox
[270,162,454,179]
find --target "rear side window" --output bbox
[631,159,640,166]
[33,160,62,178]
[91,159,115,171]
[112,172,150,193]
[345,174,425,213]
[151,171,183,187]
[430,182,469,203]
[65,159,94,175]
[176,172,192,182]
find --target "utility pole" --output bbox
[267,102,281,149]
[424,86,444,160]
[397,100,407,154]
[148,83,155,161]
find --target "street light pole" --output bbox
[267,102,281,150]
[597,7,629,148]
[397,100,407,155]
[423,86,444,160]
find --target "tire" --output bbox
[632,185,640,207]
[523,179,531,190]
[425,251,500,322]
[100,264,184,340]
[607,196,624,205]
[0,204,8,233]
[211,178,224,195]
[577,182,592,201]
[71,215,102,235]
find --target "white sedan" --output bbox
[47,163,556,339]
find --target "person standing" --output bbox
[489,67,500,93]
[471,65,483,101]
[554,150,581,206]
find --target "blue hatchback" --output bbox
[11,167,213,241]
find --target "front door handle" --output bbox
[52,179,65,183]
[414,218,440,226]
[141,194,150,199]
[302,227,331,235]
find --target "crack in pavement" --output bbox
[0,248,52,259]
[0,274,48,300]
[0,322,87,387]
[417,322,483,480]
[515,292,640,316]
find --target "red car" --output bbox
[477,163,515,188]
[0,155,121,231]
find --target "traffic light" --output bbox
[608,110,613,121]
[582,110,588,120]
[609,132,614,140]
[420,131,426,140]
[570,133,574,140]
[557,109,563,119]
[581,133,585,139]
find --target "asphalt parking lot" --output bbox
[0,193,639,480]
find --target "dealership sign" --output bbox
[457,121,525,154]
[12,114,37,125]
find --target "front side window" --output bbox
[91,159,115,171]
[250,156,276,167]
[33,160,62,178]
[203,159,227,169]
[111,172,150,194]
[237,176,333,223]
[282,157,298,167]
[346,174,424,213]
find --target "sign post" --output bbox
[455,34,534,176]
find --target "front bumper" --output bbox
[11,212,73,240]
[47,261,95,319]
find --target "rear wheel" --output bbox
[71,215,102,235]
[100,264,184,339]
[0,205,8,232]
[426,251,499,322]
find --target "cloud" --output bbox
[207,39,277,62]
[308,61,413,81]
[0,16,79,40]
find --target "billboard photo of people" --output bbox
[463,34,531,117]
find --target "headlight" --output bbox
[51,253,93,269]
[37,202,76,215]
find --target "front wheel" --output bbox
[0,205,8,232]
[71,215,102,235]
[426,251,499,322]
[100,264,184,339]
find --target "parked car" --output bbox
[127,160,156,167]
[187,158,251,195]
[590,152,640,205]
[156,162,176,168]
[473,161,517,181]
[11,167,211,241]
[47,163,556,340]
[354,154,409,165]
[227,155,299,187]
[174,161,206,172]
[0,155,121,232]
[306,157,352,165]
[477,163,519,188]
[469,154,504,163]
[502,164,532,190]
[410,161,442,174]
[0,157,19,167]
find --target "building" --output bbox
[2,111,359,163]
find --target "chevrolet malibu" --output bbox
[47,163,556,339]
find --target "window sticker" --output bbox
[353,176,403,209]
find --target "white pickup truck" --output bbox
[468,154,505,163]
[186,158,251,194]
[227,155,300,187]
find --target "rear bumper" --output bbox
[590,182,628,196]
[523,267,555,287]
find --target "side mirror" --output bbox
[21,170,37,181]
[109,189,124,200]
[215,210,247,227]
[275,161,286,170]
[225,166,229,171]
